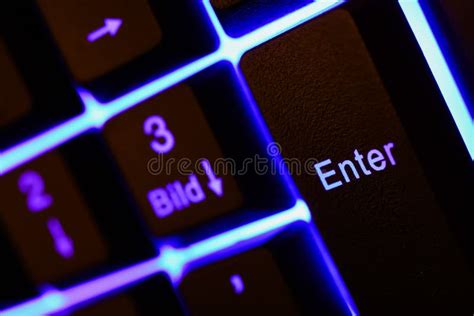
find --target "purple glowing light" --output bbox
[47,217,75,259]
[143,115,175,154]
[148,174,207,218]
[230,274,245,295]
[18,170,53,213]
[87,18,123,43]
[201,159,223,197]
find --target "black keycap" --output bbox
[103,83,243,237]
[65,275,184,316]
[240,8,474,315]
[0,4,83,147]
[178,223,354,316]
[0,134,155,286]
[210,0,313,37]
[179,248,300,316]
[36,0,162,83]
[103,62,302,239]
[0,150,107,284]
[35,0,218,101]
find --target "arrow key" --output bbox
[86,18,123,43]
[36,0,162,83]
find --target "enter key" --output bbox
[240,9,474,316]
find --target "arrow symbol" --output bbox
[201,159,223,197]
[47,217,74,259]
[87,18,123,43]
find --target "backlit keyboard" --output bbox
[1,1,473,315]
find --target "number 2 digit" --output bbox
[18,170,53,212]
[143,115,175,154]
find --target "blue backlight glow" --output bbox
[399,0,474,160]
[1,0,343,174]
[0,200,312,316]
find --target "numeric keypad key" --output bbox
[103,84,243,237]
[0,134,155,286]
[0,151,108,284]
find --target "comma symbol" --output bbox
[230,274,245,295]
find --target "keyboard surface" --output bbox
[1,0,473,315]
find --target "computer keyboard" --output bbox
[1,0,473,315]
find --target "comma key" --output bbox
[0,151,107,284]
[177,224,355,315]
[178,248,300,316]
[103,84,243,237]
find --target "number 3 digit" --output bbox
[18,170,53,212]
[144,115,175,154]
